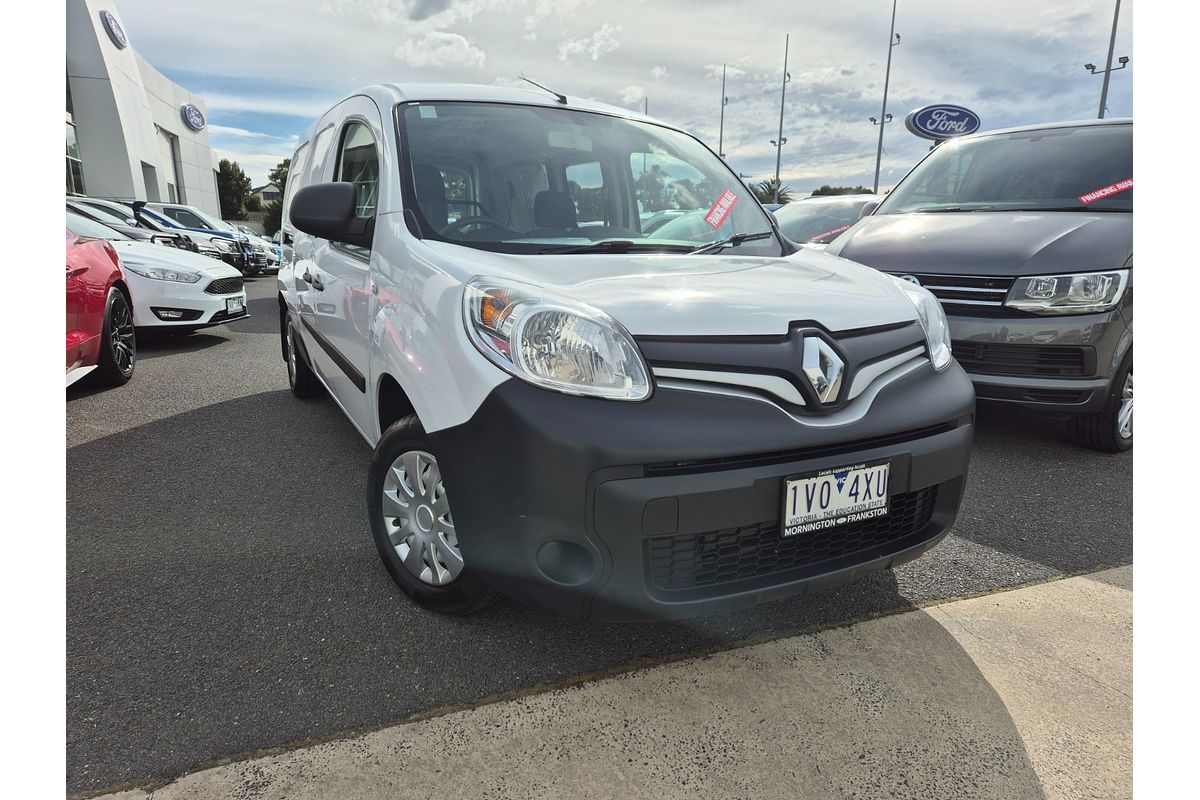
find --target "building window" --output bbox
[66,121,85,196]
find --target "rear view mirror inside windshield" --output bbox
[547,130,593,152]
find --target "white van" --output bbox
[277,84,975,621]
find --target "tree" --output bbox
[216,159,253,219]
[811,185,873,196]
[751,177,794,204]
[245,195,262,212]
[261,157,292,236]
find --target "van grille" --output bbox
[952,341,1091,377]
[645,487,938,591]
[888,274,1025,318]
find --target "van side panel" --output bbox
[366,217,508,440]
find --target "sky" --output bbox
[112,0,1133,190]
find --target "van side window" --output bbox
[335,121,380,256]
[279,141,309,244]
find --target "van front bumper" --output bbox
[429,364,974,621]
[949,309,1130,413]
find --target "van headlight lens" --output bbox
[464,278,652,401]
[1005,270,1129,314]
[889,276,953,371]
[123,262,202,283]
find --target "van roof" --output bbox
[963,116,1132,141]
[301,83,659,141]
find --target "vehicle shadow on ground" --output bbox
[144,607,1053,800]
[65,388,1023,795]
[67,389,1107,796]
[946,402,1133,576]
[131,332,229,361]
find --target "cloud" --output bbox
[557,23,621,64]
[396,31,486,68]
[651,65,668,80]
[620,85,645,105]
[207,124,294,140]
[705,63,747,80]
[524,0,591,38]
[114,0,1131,192]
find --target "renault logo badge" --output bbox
[898,274,921,285]
[801,337,844,404]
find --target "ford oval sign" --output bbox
[180,104,207,132]
[905,104,981,141]
[100,10,128,49]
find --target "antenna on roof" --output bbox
[519,74,567,105]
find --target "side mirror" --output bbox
[289,182,374,248]
[859,200,881,219]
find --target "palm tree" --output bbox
[751,177,794,204]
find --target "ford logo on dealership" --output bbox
[905,104,980,141]
[100,10,128,49]
[180,104,207,132]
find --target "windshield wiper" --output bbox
[538,240,695,255]
[1004,206,1131,213]
[688,231,774,255]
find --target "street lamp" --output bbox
[1084,0,1128,118]
[773,34,791,202]
[872,0,901,194]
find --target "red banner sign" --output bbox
[1078,178,1132,205]
[811,224,853,243]
[704,189,740,228]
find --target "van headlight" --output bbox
[464,278,652,401]
[209,237,235,253]
[123,262,202,283]
[889,275,953,371]
[1005,270,1129,314]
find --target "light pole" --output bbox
[1085,0,1127,119]
[718,64,730,158]
[872,0,900,194]
[773,35,791,202]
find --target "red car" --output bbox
[66,227,136,387]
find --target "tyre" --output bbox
[1071,353,1132,453]
[95,287,136,386]
[285,320,320,398]
[368,415,499,614]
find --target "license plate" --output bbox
[226,297,244,314]
[782,461,890,537]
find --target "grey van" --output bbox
[827,119,1132,452]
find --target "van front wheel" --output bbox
[368,415,499,614]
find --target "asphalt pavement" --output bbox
[66,276,1133,797]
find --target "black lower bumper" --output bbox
[429,362,975,621]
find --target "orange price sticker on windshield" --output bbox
[704,189,740,228]
[1078,178,1132,205]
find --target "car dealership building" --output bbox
[66,0,222,216]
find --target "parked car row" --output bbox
[65,208,249,389]
[65,195,276,276]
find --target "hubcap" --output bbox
[381,450,463,586]
[110,296,135,374]
[1117,369,1132,439]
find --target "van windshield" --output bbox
[877,123,1132,214]
[397,102,781,256]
